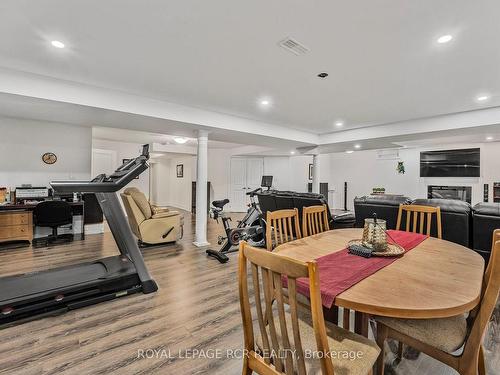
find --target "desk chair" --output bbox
[33,200,73,246]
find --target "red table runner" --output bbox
[286,230,428,308]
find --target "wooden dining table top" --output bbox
[274,228,485,319]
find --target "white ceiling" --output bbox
[1,0,499,135]
[92,127,242,149]
[316,123,500,153]
[0,92,314,150]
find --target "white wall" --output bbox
[206,153,328,210]
[92,139,150,197]
[327,142,500,210]
[208,149,232,201]
[151,154,195,211]
[0,117,92,188]
[152,150,314,212]
[158,145,362,213]
[208,153,315,203]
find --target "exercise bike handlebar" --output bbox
[51,144,150,193]
[246,187,262,196]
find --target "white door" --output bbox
[230,158,247,212]
[229,158,264,212]
[246,158,264,192]
[92,149,117,177]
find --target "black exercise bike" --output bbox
[206,177,272,263]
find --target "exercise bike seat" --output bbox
[212,199,229,209]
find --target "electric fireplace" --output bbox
[427,185,472,204]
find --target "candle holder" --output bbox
[362,217,388,252]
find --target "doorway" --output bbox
[230,158,264,212]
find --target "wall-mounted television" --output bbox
[420,148,480,177]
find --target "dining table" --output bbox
[274,228,485,337]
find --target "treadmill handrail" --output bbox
[51,160,148,193]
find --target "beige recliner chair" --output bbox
[120,187,183,245]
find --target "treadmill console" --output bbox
[51,144,150,193]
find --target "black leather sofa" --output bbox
[353,195,411,230]
[472,203,500,263]
[354,195,499,262]
[257,190,354,230]
[258,190,333,228]
[412,198,472,248]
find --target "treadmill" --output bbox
[0,144,158,326]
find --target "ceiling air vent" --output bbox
[278,37,309,55]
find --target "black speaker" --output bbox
[344,182,348,211]
[484,184,489,202]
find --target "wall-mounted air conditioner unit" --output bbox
[376,149,400,160]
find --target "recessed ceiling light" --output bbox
[486,136,494,141]
[51,40,65,48]
[173,136,188,144]
[290,150,296,155]
[335,121,344,127]
[476,95,490,102]
[345,150,354,154]
[258,97,273,109]
[437,35,453,44]
[354,144,361,149]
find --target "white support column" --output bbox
[312,153,321,194]
[193,130,210,247]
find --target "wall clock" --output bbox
[42,152,57,165]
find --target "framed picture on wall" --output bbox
[308,164,313,180]
[176,164,184,178]
[122,159,139,179]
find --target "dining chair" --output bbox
[238,241,380,375]
[395,204,442,239]
[485,229,500,284]
[266,208,301,251]
[375,237,500,375]
[302,204,329,237]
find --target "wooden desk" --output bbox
[0,201,85,243]
[0,211,33,244]
[275,228,484,334]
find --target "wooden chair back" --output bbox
[460,238,500,370]
[238,241,334,375]
[266,209,301,251]
[302,205,329,237]
[396,204,442,239]
[485,229,500,283]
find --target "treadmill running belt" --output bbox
[0,263,107,302]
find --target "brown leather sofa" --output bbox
[120,187,183,245]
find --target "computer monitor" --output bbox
[261,175,273,189]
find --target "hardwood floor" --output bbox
[0,211,498,375]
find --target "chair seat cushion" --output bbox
[375,314,468,353]
[257,308,380,375]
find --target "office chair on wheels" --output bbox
[33,200,73,247]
